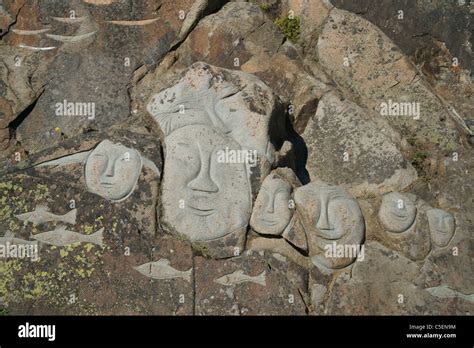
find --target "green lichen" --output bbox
[410,151,430,168]
[275,15,300,43]
[192,243,212,258]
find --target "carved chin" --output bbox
[167,206,247,242]
[250,214,288,235]
[90,184,130,201]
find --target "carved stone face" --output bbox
[378,192,417,233]
[161,124,252,242]
[85,140,142,201]
[294,182,365,270]
[318,188,362,240]
[250,174,293,235]
[427,208,455,247]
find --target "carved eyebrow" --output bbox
[327,192,347,200]
[274,187,289,194]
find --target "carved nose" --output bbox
[265,198,275,214]
[316,204,331,230]
[187,149,218,193]
[187,171,219,193]
[104,158,116,177]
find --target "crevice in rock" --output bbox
[168,0,229,53]
[0,2,24,40]
[284,113,310,184]
[285,239,309,257]
[297,287,310,315]
[8,92,42,142]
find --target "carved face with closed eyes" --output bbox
[427,208,455,247]
[161,124,252,242]
[84,140,142,201]
[294,182,365,270]
[250,174,293,236]
[378,192,417,233]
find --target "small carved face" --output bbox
[250,174,293,235]
[295,184,363,240]
[312,187,362,240]
[427,209,455,247]
[378,192,417,233]
[85,140,142,201]
[161,124,252,242]
[294,182,365,270]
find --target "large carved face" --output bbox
[85,140,142,201]
[427,208,455,247]
[378,192,417,233]
[250,174,293,235]
[294,182,365,270]
[161,124,252,242]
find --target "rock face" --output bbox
[302,92,418,194]
[195,251,308,315]
[316,8,462,151]
[2,0,224,155]
[331,0,474,76]
[0,0,472,316]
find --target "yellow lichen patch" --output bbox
[33,184,51,202]
[0,182,13,190]
[74,254,87,263]
[0,260,23,305]
[111,221,118,234]
[83,225,94,235]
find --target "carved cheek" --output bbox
[92,156,108,175]
[86,156,106,186]
[327,199,356,238]
[115,158,139,184]
[441,216,453,233]
[169,144,200,179]
[274,191,291,217]
[254,191,268,216]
